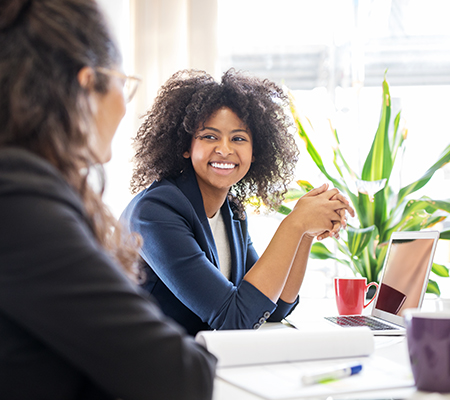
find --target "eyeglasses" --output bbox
[95,67,142,103]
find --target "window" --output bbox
[218,0,450,296]
[98,0,450,296]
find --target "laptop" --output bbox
[323,230,440,335]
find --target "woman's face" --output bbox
[184,106,254,199]
[91,72,126,163]
[78,66,126,164]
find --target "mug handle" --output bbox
[363,282,379,309]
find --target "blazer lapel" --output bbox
[221,198,244,284]
[175,164,220,268]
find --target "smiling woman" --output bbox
[120,68,355,336]
[184,107,254,217]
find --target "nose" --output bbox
[215,138,233,156]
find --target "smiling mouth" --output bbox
[210,162,237,170]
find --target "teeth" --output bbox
[211,162,236,169]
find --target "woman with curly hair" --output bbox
[0,1,216,398]
[122,69,354,336]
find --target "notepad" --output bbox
[216,354,413,399]
[196,326,374,368]
[196,327,414,399]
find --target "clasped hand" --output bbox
[292,183,355,241]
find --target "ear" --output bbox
[77,66,95,90]
[252,155,255,163]
[183,151,190,159]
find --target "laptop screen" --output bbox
[373,234,438,319]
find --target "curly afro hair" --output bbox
[130,68,299,211]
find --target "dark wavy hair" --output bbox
[0,0,140,279]
[131,69,299,211]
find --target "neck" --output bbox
[200,187,228,218]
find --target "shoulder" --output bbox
[0,147,85,215]
[123,177,198,224]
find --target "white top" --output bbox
[208,210,232,280]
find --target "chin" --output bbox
[102,152,113,164]
[95,147,112,164]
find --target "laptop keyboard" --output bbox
[325,315,399,331]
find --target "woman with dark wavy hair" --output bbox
[122,69,354,336]
[0,1,216,399]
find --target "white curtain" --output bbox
[99,0,219,217]
[131,0,219,118]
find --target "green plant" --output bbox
[283,75,450,295]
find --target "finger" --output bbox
[317,231,331,241]
[342,204,355,218]
[329,221,342,237]
[332,192,350,205]
[336,209,347,229]
[322,188,340,200]
[334,197,355,217]
[348,205,355,218]
[304,183,329,197]
[330,200,355,216]
[329,192,356,217]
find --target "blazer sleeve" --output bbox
[129,186,279,331]
[0,193,216,400]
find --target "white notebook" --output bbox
[196,327,413,399]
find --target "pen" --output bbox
[301,363,363,386]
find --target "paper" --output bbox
[196,326,374,368]
[216,356,414,399]
[197,327,413,399]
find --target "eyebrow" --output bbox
[200,126,250,134]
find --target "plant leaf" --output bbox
[383,198,450,242]
[403,198,450,216]
[391,111,406,162]
[375,241,389,278]
[440,230,450,240]
[310,242,350,267]
[274,204,292,215]
[427,279,440,295]
[432,263,449,277]
[332,127,359,180]
[310,242,336,260]
[283,188,304,202]
[397,144,450,206]
[347,226,376,257]
[358,77,393,233]
[361,77,393,182]
[289,92,343,191]
[296,180,314,192]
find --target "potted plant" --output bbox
[280,75,450,294]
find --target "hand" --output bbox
[291,184,354,239]
[316,214,343,241]
[316,192,354,240]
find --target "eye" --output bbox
[195,133,217,140]
[232,136,249,142]
[202,134,217,140]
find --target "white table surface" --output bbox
[212,297,450,400]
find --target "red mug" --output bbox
[334,277,379,315]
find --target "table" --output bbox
[212,297,450,400]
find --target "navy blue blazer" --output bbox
[121,165,298,336]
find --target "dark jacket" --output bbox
[0,148,216,400]
[121,164,298,336]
